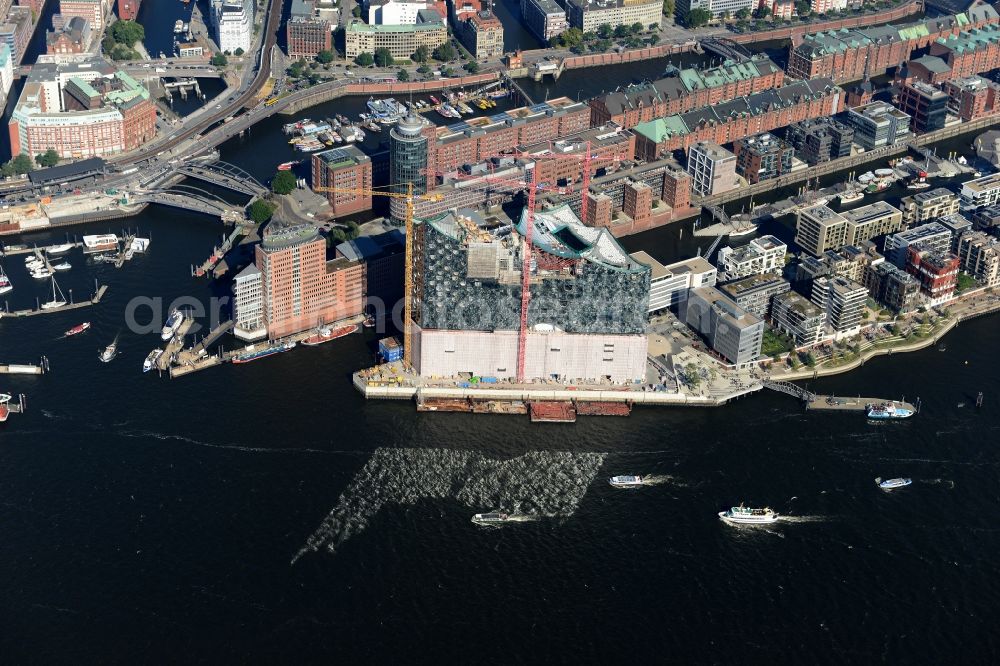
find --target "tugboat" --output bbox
[471,512,509,525]
[160,308,184,341]
[301,324,356,346]
[609,475,645,488]
[877,477,912,490]
[65,322,91,336]
[718,504,778,525]
[866,401,914,420]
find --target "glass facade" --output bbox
[389,113,428,196]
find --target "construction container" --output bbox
[379,337,403,362]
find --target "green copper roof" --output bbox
[634,116,689,142]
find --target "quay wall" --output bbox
[276,73,500,115]
[727,0,921,45]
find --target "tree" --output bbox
[355,51,374,67]
[556,27,584,47]
[247,199,277,224]
[412,45,429,62]
[234,47,245,56]
[684,7,712,27]
[211,52,228,66]
[683,362,701,388]
[662,0,675,16]
[432,42,456,61]
[597,23,613,39]
[735,6,751,19]
[316,49,334,64]
[271,170,297,195]
[110,20,145,47]
[10,154,32,174]
[417,64,431,74]
[755,5,771,18]
[649,22,659,30]
[613,24,629,38]
[374,47,394,67]
[330,227,347,243]
[630,21,644,34]
[351,5,361,16]
[397,68,409,81]
[795,0,810,15]
[35,149,59,168]
[464,60,479,73]
[956,272,976,292]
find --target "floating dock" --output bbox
[807,395,917,413]
[1,285,108,318]
[528,401,577,423]
[0,357,48,374]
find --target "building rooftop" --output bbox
[841,200,901,225]
[962,172,1000,192]
[910,54,952,74]
[720,272,789,298]
[891,221,951,242]
[518,204,647,272]
[665,255,716,276]
[315,145,370,169]
[774,289,823,317]
[261,223,321,251]
[629,250,669,279]
[800,204,847,225]
[691,286,762,328]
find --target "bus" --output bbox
[264,96,279,107]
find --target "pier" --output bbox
[2,284,108,318]
[0,357,49,374]
[806,396,918,414]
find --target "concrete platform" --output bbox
[807,395,917,413]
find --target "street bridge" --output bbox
[698,38,753,63]
[132,184,244,219]
[15,62,223,80]
[174,161,267,197]
[762,380,816,403]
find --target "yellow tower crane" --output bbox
[312,182,443,368]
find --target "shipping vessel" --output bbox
[160,309,183,341]
[231,341,295,364]
[471,512,509,525]
[866,401,913,420]
[609,475,645,488]
[878,477,912,490]
[718,505,778,525]
[301,324,356,346]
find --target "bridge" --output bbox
[698,38,753,63]
[132,183,246,219]
[762,380,816,403]
[174,161,267,197]
[15,61,222,80]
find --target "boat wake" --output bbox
[920,478,956,489]
[633,474,685,487]
[777,515,829,524]
[294,448,606,563]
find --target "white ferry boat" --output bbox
[160,309,183,341]
[471,512,509,525]
[866,401,913,420]
[718,505,778,525]
[609,475,645,488]
[878,477,912,490]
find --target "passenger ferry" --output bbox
[471,512,509,525]
[231,341,295,364]
[866,401,913,420]
[878,477,912,490]
[718,505,778,525]
[609,475,645,488]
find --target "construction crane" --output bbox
[312,182,442,368]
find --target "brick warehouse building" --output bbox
[632,78,844,160]
[312,145,373,217]
[930,23,1000,78]
[588,55,784,129]
[287,0,332,58]
[786,4,1000,83]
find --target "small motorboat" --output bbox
[65,322,91,336]
[52,261,72,271]
[0,264,12,295]
[46,243,74,255]
[0,393,11,423]
[100,340,118,363]
[609,475,645,488]
[143,349,163,373]
[878,477,912,490]
[277,161,297,171]
[839,190,865,204]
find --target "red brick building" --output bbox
[312,146,373,217]
[256,225,364,339]
[942,75,1000,121]
[588,56,784,130]
[662,170,690,211]
[519,123,635,189]
[287,0,332,58]
[787,5,1000,82]
[906,246,959,304]
[930,23,1000,78]
[46,16,91,55]
[622,180,652,229]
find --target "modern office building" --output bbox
[212,0,253,53]
[898,81,949,133]
[733,133,793,185]
[716,234,786,281]
[939,213,973,251]
[232,264,267,341]
[957,230,1000,287]
[368,0,448,24]
[630,252,717,312]
[520,0,567,42]
[811,275,868,339]
[8,58,157,159]
[846,102,911,150]
[960,172,1000,208]
[719,272,791,319]
[312,146,373,217]
[687,141,737,197]
[676,0,754,19]
[412,205,651,381]
[795,204,849,256]
[866,261,922,313]
[564,0,661,31]
[771,290,825,347]
[884,221,953,267]
[682,286,764,366]
[287,0,332,58]
[900,187,960,226]
[344,12,447,59]
[335,230,407,313]
[256,224,364,339]
[389,111,431,218]
[0,6,33,63]
[785,116,853,166]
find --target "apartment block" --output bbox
[839,201,904,246]
[771,290,824,347]
[898,81,949,133]
[630,252,717,312]
[960,172,1000,208]
[719,272,791,319]
[885,221,953,267]
[733,132,793,185]
[662,169,691,211]
[906,246,959,304]
[900,187,960,225]
[846,102,911,150]
[232,264,267,341]
[716,234,786,281]
[957,230,1000,286]
[795,204,849,256]
[785,116,853,166]
[866,261,921,313]
[811,275,868,339]
[942,75,1000,121]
